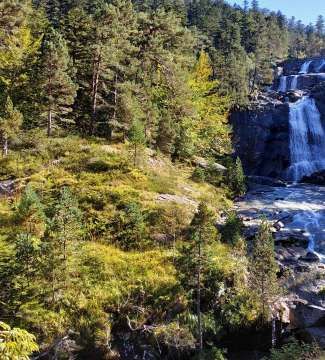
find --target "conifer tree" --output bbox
[128,119,146,166]
[177,202,218,355]
[44,187,82,300]
[0,97,22,156]
[250,220,279,323]
[39,27,77,136]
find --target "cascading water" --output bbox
[290,75,298,90]
[286,97,325,182]
[278,76,287,92]
[299,60,312,74]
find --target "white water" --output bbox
[299,60,313,74]
[278,76,287,92]
[290,75,298,90]
[316,59,325,72]
[286,97,325,182]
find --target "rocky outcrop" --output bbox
[281,57,325,76]
[231,102,289,178]
[301,170,325,185]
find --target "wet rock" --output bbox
[298,327,325,348]
[290,302,325,328]
[301,170,325,185]
[274,231,309,247]
[273,221,285,231]
[299,252,321,263]
[231,102,290,179]
[247,176,287,188]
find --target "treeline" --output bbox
[0,0,231,162]
[2,0,325,163]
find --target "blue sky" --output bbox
[227,0,324,25]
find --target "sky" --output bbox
[227,0,323,25]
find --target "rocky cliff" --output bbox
[232,58,325,181]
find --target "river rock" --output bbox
[299,252,321,263]
[290,302,325,328]
[301,170,325,185]
[247,176,287,188]
[274,231,309,247]
[298,327,325,349]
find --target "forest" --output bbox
[1,0,325,359]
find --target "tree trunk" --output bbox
[47,109,52,137]
[90,50,101,136]
[109,74,118,141]
[197,239,203,356]
[3,137,8,157]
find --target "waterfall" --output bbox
[286,97,325,181]
[290,75,298,90]
[299,60,313,74]
[278,76,287,92]
[316,59,325,72]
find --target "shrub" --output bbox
[228,157,246,196]
[221,211,244,246]
[265,339,322,360]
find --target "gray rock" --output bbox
[247,176,287,188]
[0,179,16,195]
[301,170,325,185]
[192,156,227,173]
[298,327,325,348]
[300,252,321,263]
[290,302,325,328]
[231,102,290,179]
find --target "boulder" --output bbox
[247,176,287,188]
[299,251,321,263]
[301,170,325,185]
[0,179,16,196]
[298,327,325,349]
[274,231,309,248]
[290,302,325,328]
[192,156,227,173]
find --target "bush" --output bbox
[221,211,244,246]
[265,339,322,360]
[228,157,246,196]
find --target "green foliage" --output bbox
[128,119,146,166]
[0,321,39,360]
[251,220,280,322]
[265,339,322,360]
[228,157,246,196]
[221,211,244,246]
[0,97,23,155]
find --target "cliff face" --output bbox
[231,58,325,180]
[231,102,290,179]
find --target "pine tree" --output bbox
[177,202,218,356]
[250,220,279,323]
[16,184,46,237]
[44,187,82,300]
[251,0,259,11]
[316,15,325,36]
[128,119,146,166]
[39,27,77,136]
[0,97,23,156]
